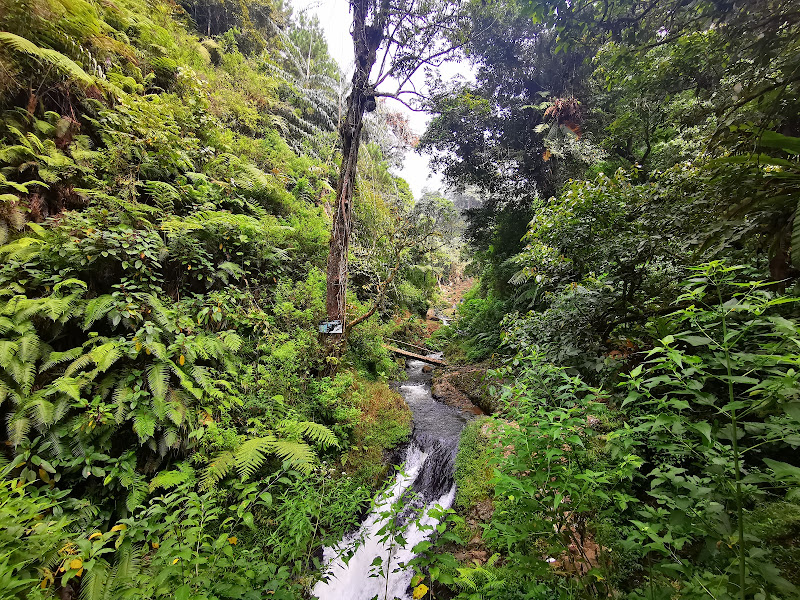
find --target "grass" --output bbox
[454,417,494,511]
[343,380,412,487]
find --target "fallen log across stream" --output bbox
[382,344,446,366]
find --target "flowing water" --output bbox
[313,355,473,600]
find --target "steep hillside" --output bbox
[0,1,439,598]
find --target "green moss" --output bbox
[342,380,412,488]
[454,417,494,510]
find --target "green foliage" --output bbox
[615,263,800,599]
[442,284,507,362]
[453,418,493,511]
[0,0,429,597]
[447,265,800,599]
[0,476,72,600]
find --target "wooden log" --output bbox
[384,337,431,353]
[382,345,446,366]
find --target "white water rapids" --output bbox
[313,356,473,600]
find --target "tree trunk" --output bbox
[324,0,384,362]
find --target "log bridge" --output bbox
[382,341,446,367]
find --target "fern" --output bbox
[454,553,503,595]
[141,339,168,362]
[0,236,45,262]
[141,294,173,331]
[0,32,95,86]
[48,376,85,401]
[149,468,190,492]
[79,542,141,600]
[158,427,181,455]
[138,180,182,213]
[190,364,222,399]
[124,473,148,512]
[79,559,110,600]
[146,362,169,401]
[64,340,122,376]
[168,363,202,400]
[202,433,317,488]
[83,295,116,329]
[165,388,189,427]
[268,439,315,473]
[283,420,339,449]
[39,347,83,373]
[201,448,237,489]
[132,410,156,443]
[234,436,278,480]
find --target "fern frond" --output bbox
[146,362,169,400]
[27,395,55,430]
[109,543,141,599]
[138,180,181,213]
[7,413,31,446]
[168,363,202,400]
[0,339,18,369]
[190,365,222,399]
[64,341,123,377]
[132,410,156,443]
[93,342,122,373]
[52,278,87,294]
[0,32,94,86]
[141,294,173,331]
[234,435,277,480]
[47,376,85,401]
[141,340,167,361]
[112,382,133,424]
[267,439,315,474]
[17,330,40,364]
[216,261,245,283]
[0,380,11,407]
[0,316,15,334]
[83,295,116,329]
[149,469,189,492]
[0,236,45,261]
[201,449,236,489]
[125,473,148,513]
[165,388,188,426]
[79,558,110,600]
[40,346,83,372]
[159,427,180,455]
[292,421,339,448]
[218,330,243,354]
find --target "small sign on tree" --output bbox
[318,320,343,334]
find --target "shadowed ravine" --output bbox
[313,355,473,600]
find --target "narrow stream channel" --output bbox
[313,355,473,600]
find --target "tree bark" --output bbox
[324,0,385,359]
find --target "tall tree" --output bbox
[419,0,593,292]
[325,0,465,354]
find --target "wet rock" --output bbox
[431,378,483,415]
[436,367,499,414]
[422,365,433,373]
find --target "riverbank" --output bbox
[314,355,477,600]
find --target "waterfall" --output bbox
[313,356,472,600]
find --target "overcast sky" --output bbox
[292,0,460,199]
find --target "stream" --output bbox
[313,355,473,600]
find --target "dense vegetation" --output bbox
[420,0,800,599]
[3,0,800,599]
[0,0,453,598]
